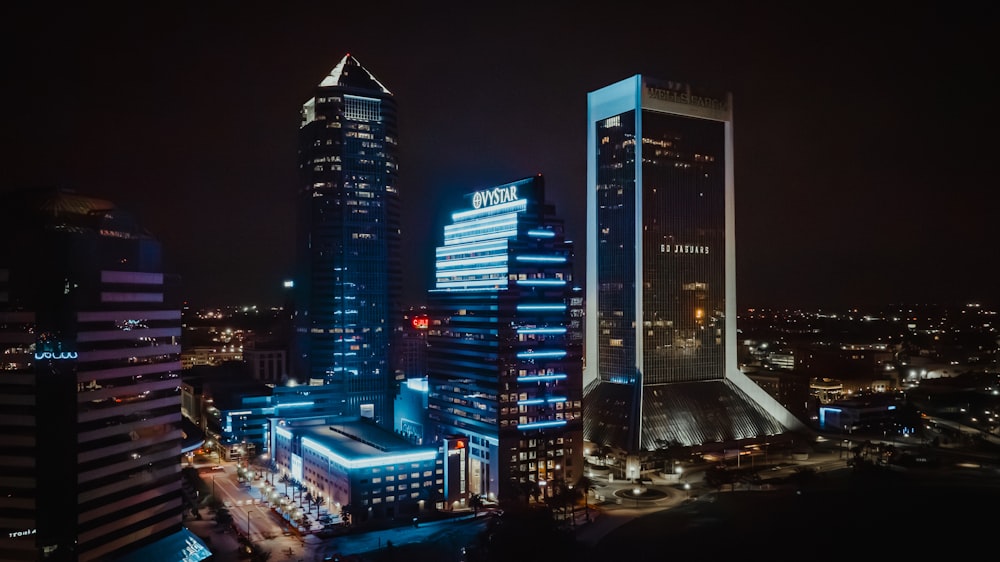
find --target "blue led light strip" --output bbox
[517,327,567,334]
[515,279,566,286]
[302,437,437,469]
[517,420,567,430]
[516,350,567,359]
[517,397,568,405]
[515,256,566,263]
[517,374,567,382]
[516,304,566,311]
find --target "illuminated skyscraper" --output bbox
[0,188,207,561]
[293,54,400,426]
[426,175,584,502]
[583,76,803,463]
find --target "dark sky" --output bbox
[5,2,996,311]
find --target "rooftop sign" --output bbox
[472,185,519,209]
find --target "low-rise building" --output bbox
[271,416,457,524]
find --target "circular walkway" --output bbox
[611,486,668,502]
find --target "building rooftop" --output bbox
[282,417,437,469]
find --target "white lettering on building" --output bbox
[660,244,710,254]
[472,185,519,209]
[34,351,78,360]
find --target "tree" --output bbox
[340,504,354,527]
[549,480,574,523]
[574,476,596,522]
[215,507,234,529]
[468,494,483,518]
[546,486,567,522]
[265,460,278,486]
[249,544,272,562]
[312,495,326,517]
[520,480,541,505]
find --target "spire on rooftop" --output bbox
[317,53,392,94]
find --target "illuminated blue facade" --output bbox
[426,175,584,502]
[293,54,400,427]
[271,417,439,522]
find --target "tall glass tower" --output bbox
[584,76,802,459]
[426,175,584,502]
[293,54,400,426]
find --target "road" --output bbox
[188,441,1000,561]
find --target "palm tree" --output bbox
[215,507,234,529]
[265,460,278,486]
[575,476,596,522]
[249,544,272,562]
[520,480,540,505]
[340,503,354,527]
[551,480,574,523]
[468,493,483,518]
[313,495,326,518]
[546,485,568,522]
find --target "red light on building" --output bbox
[411,316,429,330]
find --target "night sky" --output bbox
[5,2,995,311]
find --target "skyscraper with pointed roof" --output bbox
[292,54,400,427]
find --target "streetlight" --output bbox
[683,482,691,500]
[632,486,642,508]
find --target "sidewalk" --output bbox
[184,508,243,562]
[572,479,688,547]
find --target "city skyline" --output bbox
[6,2,995,311]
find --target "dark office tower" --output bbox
[583,76,803,465]
[0,189,202,561]
[293,54,400,426]
[427,175,584,503]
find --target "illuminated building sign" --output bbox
[661,243,710,254]
[34,339,77,360]
[34,351,78,360]
[8,528,35,538]
[646,85,728,111]
[472,185,519,209]
[411,316,429,330]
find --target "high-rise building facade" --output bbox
[583,76,803,460]
[293,54,400,426]
[0,189,205,561]
[426,175,584,502]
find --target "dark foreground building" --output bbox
[0,189,208,561]
[583,75,804,473]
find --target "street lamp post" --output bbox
[247,510,253,537]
